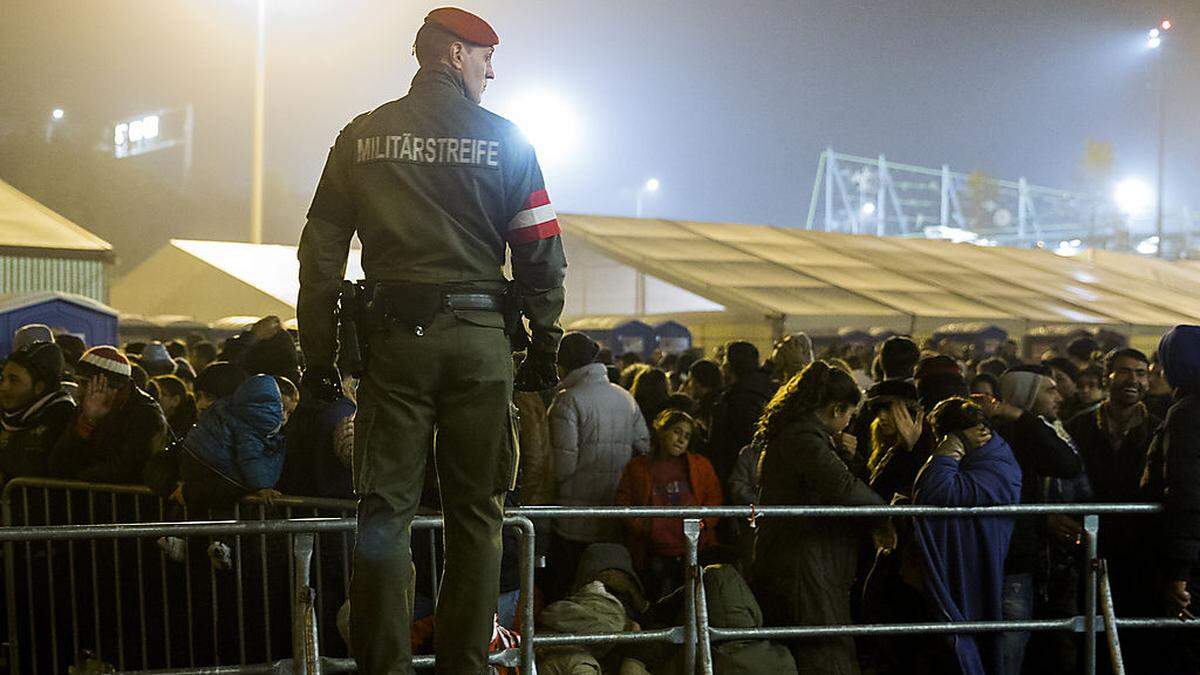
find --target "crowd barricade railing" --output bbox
[3,482,1198,675]
[0,477,360,675]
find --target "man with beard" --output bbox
[1065,348,1159,671]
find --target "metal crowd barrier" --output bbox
[3,478,1198,675]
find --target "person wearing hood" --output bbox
[0,341,76,480]
[912,397,1022,675]
[979,367,1082,675]
[547,332,650,600]
[1141,325,1200,673]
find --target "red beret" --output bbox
[425,7,499,47]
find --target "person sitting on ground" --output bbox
[911,397,1022,675]
[616,410,722,599]
[752,360,886,674]
[153,374,198,441]
[0,341,76,480]
[49,346,167,484]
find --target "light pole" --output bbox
[635,177,660,218]
[1147,19,1171,257]
[633,178,659,316]
[250,0,266,245]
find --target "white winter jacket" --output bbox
[548,363,650,542]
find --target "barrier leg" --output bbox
[694,558,714,675]
[1099,560,1126,675]
[1084,514,1099,675]
[684,519,701,675]
[515,517,537,675]
[293,534,321,675]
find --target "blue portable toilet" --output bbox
[653,321,692,355]
[932,322,1009,357]
[0,291,119,357]
[566,317,656,361]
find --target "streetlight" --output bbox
[635,178,660,218]
[51,108,64,120]
[1146,18,1172,256]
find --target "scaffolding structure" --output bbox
[805,148,1198,256]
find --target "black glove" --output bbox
[514,350,558,392]
[300,364,343,403]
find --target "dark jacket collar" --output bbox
[409,63,469,100]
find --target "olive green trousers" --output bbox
[349,312,515,674]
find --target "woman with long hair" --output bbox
[752,360,884,675]
[630,367,671,426]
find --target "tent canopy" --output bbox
[111,239,363,323]
[558,214,1200,334]
[0,178,112,255]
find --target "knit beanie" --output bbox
[557,332,600,373]
[998,371,1045,412]
[914,355,968,409]
[5,341,66,392]
[13,323,54,352]
[77,346,132,379]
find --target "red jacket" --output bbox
[615,452,723,567]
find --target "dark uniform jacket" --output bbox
[0,389,75,480]
[298,63,567,369]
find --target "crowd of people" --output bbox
[1,317,1198,675]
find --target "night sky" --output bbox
[1,0,1197,265]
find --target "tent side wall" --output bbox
[0,252,108,303]
[111,245,296,324]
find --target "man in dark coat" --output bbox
[706,342,774,487]
[0,341,75,480]
[50,346,167,484]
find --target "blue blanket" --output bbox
[913,433,1023,675]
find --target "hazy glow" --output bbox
[1114,178,1153,216]
[1147,35,1162,49]
[51,108,64,120]
[1149,28,1160,39]
[860,202,876,216]
[1054,239,1083,257]
[499,90,579,169]
[1136,236,1160,255]
[644,178,660,192]
[1161,19,1172,31]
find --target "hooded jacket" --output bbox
[1142,325,1200,581]
[549,363,650,542]
[182,375,286,491]
[50,386,167,484]
[913,433,1022,675]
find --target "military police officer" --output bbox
[297,7,566,673]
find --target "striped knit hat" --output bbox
[78,346,132,379]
